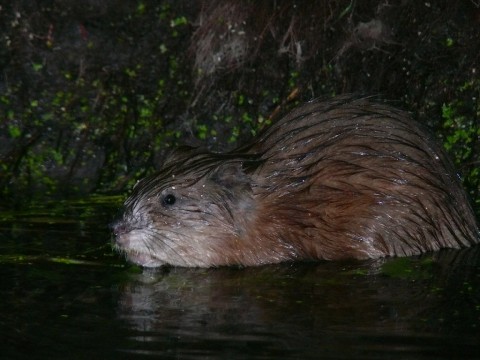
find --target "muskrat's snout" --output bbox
[110,219,129,237]
[109,204,170,268]
[110,205,132,236]
[110,208,135,249]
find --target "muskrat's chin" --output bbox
[123,250,166,268]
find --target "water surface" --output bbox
[1,197,479,359]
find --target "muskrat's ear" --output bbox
[210,162,252,191]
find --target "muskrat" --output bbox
[112,95,479,267]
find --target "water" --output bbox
[1,196,479,359]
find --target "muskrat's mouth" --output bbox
[113,228,166,267]
[123,250,166,268]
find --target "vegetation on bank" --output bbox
[1,1,479,211]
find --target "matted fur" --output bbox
[112,96,479,267]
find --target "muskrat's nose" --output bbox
[110,206,128,235]
[110,219,129,236]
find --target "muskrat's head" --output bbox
[112,151,259,267]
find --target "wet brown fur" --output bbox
[113,95,479,267]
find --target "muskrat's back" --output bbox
[113,96,479,267]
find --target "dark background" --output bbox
[1,0,479,209]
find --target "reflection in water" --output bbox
[116,248,480,359]
[0,198,479,359]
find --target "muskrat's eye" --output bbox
[162,194,176,206]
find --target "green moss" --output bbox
[380,257,436,280]
[8,125,21,138]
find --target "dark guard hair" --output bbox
[112,95,479,267]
